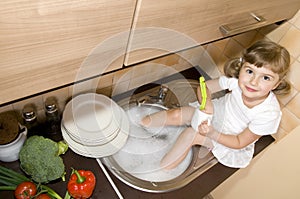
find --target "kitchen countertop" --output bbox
[0,133,274,199]
[0,147,120,199]
[0,66,275,199]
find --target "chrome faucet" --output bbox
[137,85,169,106]
[157,85,168,102]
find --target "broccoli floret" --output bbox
[19,135,68,183]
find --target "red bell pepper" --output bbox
[67,169,96,199]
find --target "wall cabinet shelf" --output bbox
[124,0,300,66]
[1,0,300,105]
[0,0,136,104]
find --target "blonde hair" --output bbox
[224,40,291,95]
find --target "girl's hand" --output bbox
[198,121,220,142]
[198,120,212,136]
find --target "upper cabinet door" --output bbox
[0,0,136,105]
[124,0,300,66]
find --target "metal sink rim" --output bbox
[100,79,219,193]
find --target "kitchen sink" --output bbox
[100,78,219,193]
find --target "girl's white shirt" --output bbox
[210,76,281,168]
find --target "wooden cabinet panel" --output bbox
[0,0,136,105]
[124,0,300,66]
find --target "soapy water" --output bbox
[111,106,193,182]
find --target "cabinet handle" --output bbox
[219,13,266,36]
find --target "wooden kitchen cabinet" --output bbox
[124,0,300,66]
[0,0,136,105]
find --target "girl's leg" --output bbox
[160,127,213,170]
[140,106,195,127]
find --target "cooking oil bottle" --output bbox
[44,97,61,136]
[22,104,39,137]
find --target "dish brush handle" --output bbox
[199,76,207,110]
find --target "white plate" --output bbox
[62,107,129,158]
[62,93,122,141]
[61,122,120,146]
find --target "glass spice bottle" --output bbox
[22,104,39,137]
[44,97,61,136]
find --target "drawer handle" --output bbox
[219,13,266,36]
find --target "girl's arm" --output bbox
[206,78,223,93]
[196,78,223,101]
[198,121,261,149]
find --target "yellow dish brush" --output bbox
[199,76,207,110]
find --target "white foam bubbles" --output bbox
[111,106,193,182]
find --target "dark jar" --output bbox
[44,97,61,136]
[22,104,39,136]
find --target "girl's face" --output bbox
[238,62,280,107]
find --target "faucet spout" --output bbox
[158,85,169,101]
[136,85,169,107]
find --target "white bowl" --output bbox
[0,125,27,162]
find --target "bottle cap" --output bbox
[22,105,37,122]
[45,97,58,114]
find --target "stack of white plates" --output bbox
[61,93,129,158]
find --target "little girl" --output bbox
[140,40,291,169]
